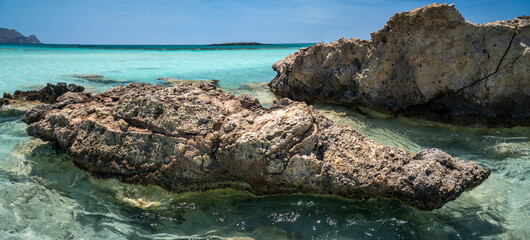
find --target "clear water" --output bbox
[0,44,528,240]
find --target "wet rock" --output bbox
[23,82,490,210]
[1,83,84,115]
[0,99,44,116]
[72,74,104,80]
[72,74,129,84]
[269,4,530,127]
[2,82,84,104]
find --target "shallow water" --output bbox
[0,44,528,239]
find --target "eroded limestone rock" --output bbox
[269,4,530,127]
[23,82,490,210]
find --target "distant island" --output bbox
[0,28,41,44]
[209,42,267,46]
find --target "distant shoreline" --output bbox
[0,43,313,51]
[208,42,269,46]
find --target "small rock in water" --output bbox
[72,74,127,84]
[72,74,104,79]
[1,82,85,115]
[157,77,219,87]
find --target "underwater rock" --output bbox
[269,4,530,127]
[157,77,219,87]
[0,99,44,116]
[0,82,84,115]
[23,82,490,210]
[72,74,129,84]
[223,82,279,108]
[1,82,84,104]
[72,74,104,80]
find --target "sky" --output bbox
[0,0,528,44]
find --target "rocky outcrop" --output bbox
[0,28,41,44]
[269,4,530,127]
[0,83,84,115]
[1,82,84,105]
[23,82,490,210]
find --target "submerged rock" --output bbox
[0,99,44,116]
[223,82,279,108]
[157,77,219,87]
[72,74,129,84]
[269,4,530,127]
[23,82,490,210]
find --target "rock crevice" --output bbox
[456,26,518,95]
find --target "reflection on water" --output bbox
[0,45,529,239]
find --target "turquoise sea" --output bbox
[0,44,528,239]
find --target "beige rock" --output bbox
[269,4,530,127]
[72,74,127,84]
[157,77,219,87]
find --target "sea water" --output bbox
[0,44,528,239]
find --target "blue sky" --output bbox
[1,0,528,44]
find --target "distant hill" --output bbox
[0,28,41,44]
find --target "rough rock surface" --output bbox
[269,4,530,127]
[1,82,84,105]
[0,83,84,115]
[0,28,41,44]
[23,82,490,210]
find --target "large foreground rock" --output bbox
[23,82,490,210]
[269,4,530,127]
